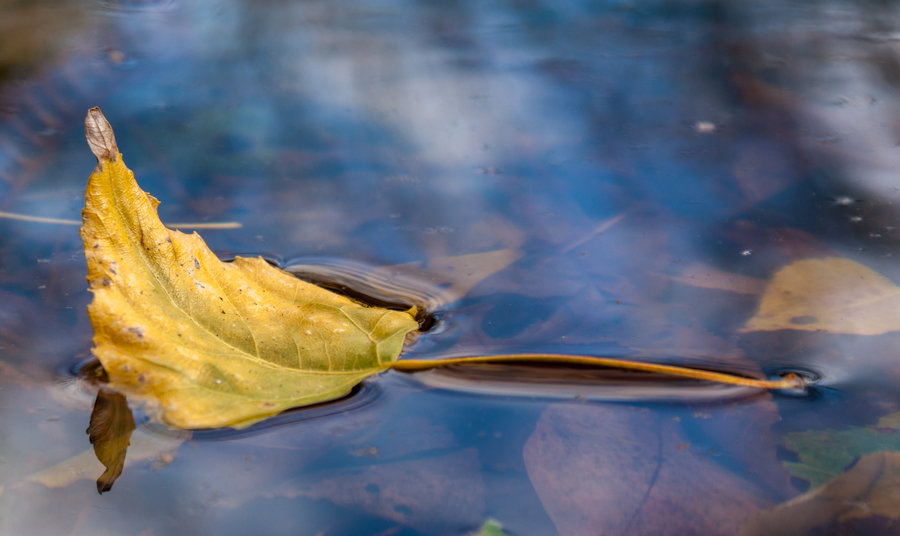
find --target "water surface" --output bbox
[2,1,900,534]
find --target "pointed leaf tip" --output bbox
[85,107,118,162]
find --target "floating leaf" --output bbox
[80,108,419,429]
[740,452,900,535]
[742,257,900,335]
[78,108,802,431]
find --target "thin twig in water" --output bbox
[390,354,805,390]
[0,210,242,229]
[561,212,627,253]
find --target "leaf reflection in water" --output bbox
[86,389,136,493]
[25,396,188,492]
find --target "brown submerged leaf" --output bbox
[739,451,900,536]
[523,403,775,536]
[742,257,900,335]
[80,108,419,429]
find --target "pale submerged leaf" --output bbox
[742,257,900,335]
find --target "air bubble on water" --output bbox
[833,195,856,206]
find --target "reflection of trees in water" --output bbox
[722,2,900,227]
[5,4,900,534]
[0,0,90,80]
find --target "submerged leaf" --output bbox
[782,411,900,489]
[523,403,773,536]
[742,257,900,335]
[80,108,419,429]
[666,262,765,295]
[740,452,900,536]
[398,249,521,304]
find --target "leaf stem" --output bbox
[390,354,805,390]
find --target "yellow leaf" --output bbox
[741,257,900,335]
[80,108,419,429]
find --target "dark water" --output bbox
[3,1,900,534]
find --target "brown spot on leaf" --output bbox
[127,326,145,339]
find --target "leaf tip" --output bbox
[85,107,118,163]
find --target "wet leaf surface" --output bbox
[80,108,419,429]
